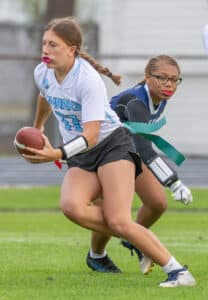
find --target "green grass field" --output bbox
[0,187,208,300]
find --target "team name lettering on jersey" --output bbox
[47,95,81,111]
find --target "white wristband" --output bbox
[148,156,176,186]
[60,136,88,160]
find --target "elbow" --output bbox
[82,121,101,148]
[86,134,99,148]
[83,130,100,148]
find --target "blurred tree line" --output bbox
[21,0,75,23]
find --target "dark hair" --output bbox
[45,17,121,85]
[138,55,181,85]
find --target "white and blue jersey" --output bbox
[34,57,121,144]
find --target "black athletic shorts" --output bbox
[67,126,142,177]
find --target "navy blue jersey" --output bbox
[110,84,167,122]
[109,83,178,186]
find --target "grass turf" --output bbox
[0,187,207,300]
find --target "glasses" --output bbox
[150,73,182,85]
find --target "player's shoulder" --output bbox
[34,62,48,79]
[119,84,147,104]
[34,62,52,93]
[133,84,146,95]
[79,58,102,81]
[78,58,106,90]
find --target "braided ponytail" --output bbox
[80,51,121,85]
[45,17,122,86]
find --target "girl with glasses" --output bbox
[22,20,195,287]
[87,55,194,286]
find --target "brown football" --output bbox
[14,127,44,155]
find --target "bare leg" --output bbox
[90,199,111,255]
[60,168,113,236]
[91,232,111,254]
[90,162,167,254]
[135,162,167,227]
[98,160,170,266]
[60,162,172,266]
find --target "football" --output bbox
[14,127,44,155]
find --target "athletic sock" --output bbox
[90,249,107,259]
[162,256,183,274]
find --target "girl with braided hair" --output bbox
[24,18,195,287]
[88,54,193,280]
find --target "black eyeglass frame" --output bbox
[149,73,182,85]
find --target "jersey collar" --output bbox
[52,57,80,88]
[144,84,155,114]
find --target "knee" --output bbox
[105,216,131,236]
[151,198,167,215]
[60,197,82,222]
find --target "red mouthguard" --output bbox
[42,57,52,63]
[163,90,173,96]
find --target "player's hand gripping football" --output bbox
[23,135,62,163]
[170,180,193,205]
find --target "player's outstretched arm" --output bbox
[33,94,52,131]
[140,146,193,205]
[23,121,101,164]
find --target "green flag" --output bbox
[124,119,185,166]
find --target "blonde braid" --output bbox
[79,51,121,86]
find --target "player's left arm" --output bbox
[123,94,193,205]
[33,94,52,131]
[25,75,104,163]
[23,120,101,163]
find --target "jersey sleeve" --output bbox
[125,97,158,160]
[79,75,107,123]
[113,93,154,155]
[34,63,48,98]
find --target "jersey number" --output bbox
[55,111,82,132]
